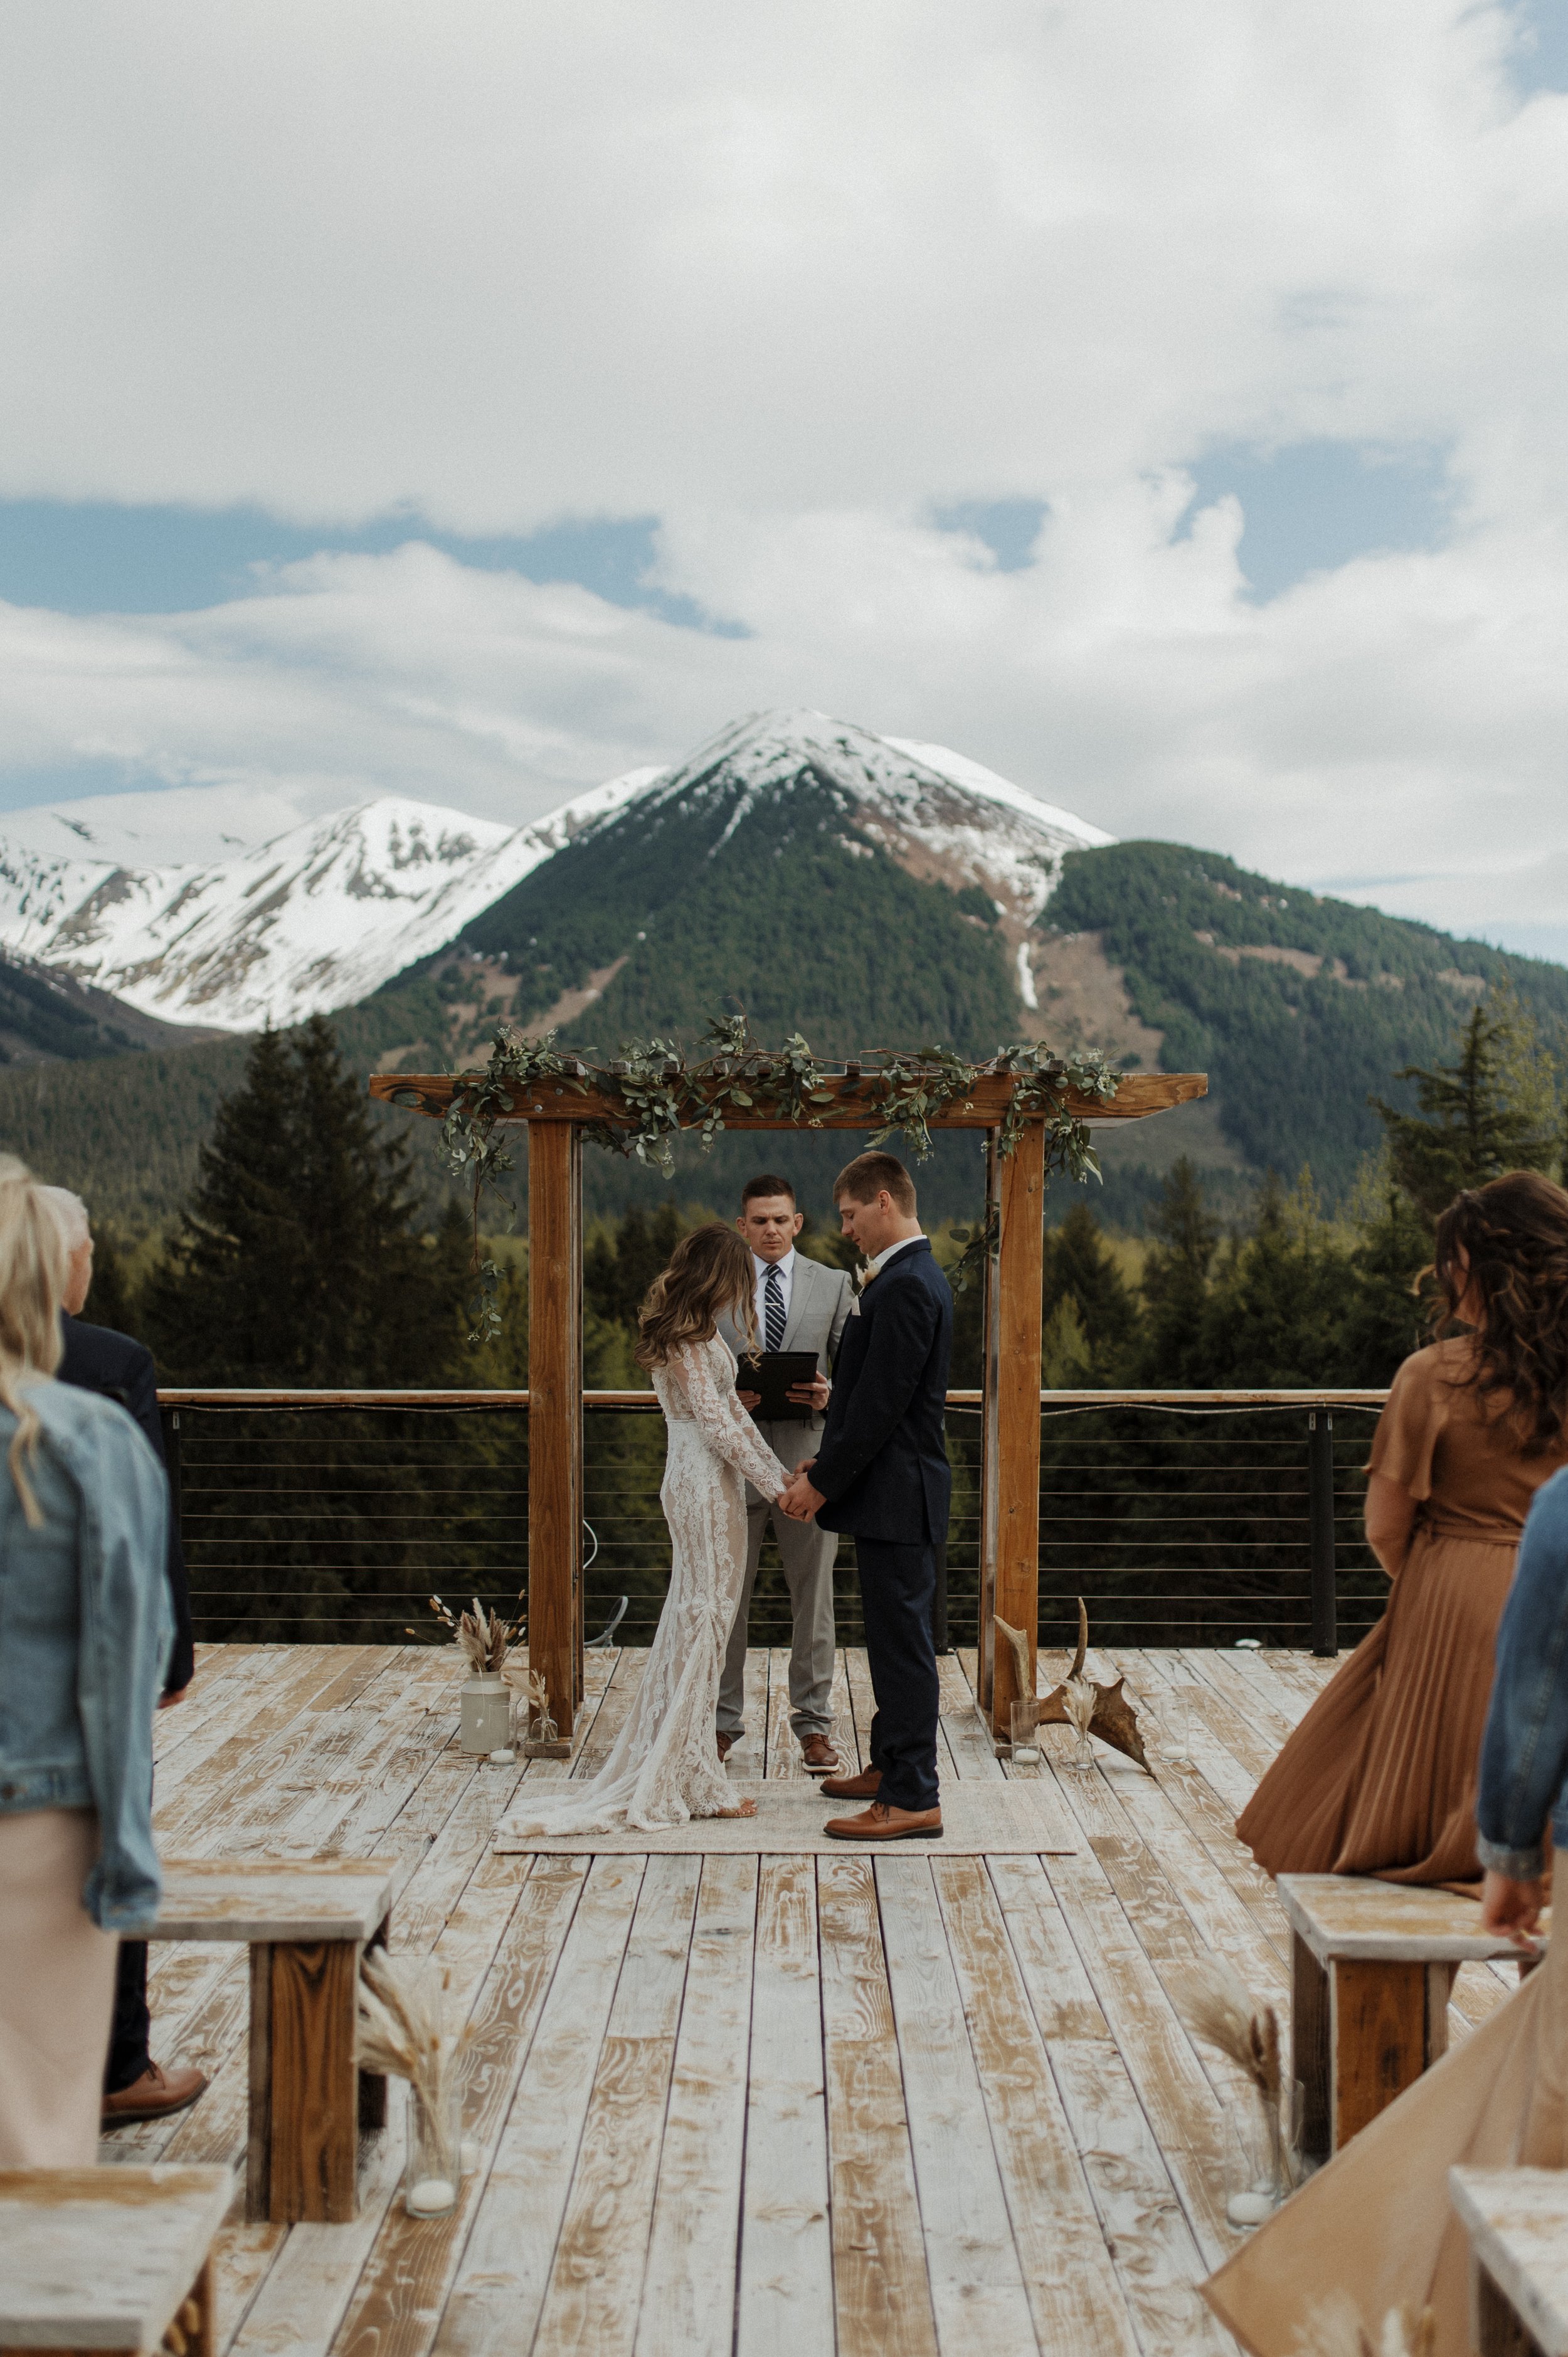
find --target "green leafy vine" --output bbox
[423,1017,1122,1342]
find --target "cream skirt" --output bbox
[0,1807,117,2164]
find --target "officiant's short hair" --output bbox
[834,1152,916,1214]
[741,1173,796,1207]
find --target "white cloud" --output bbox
[0,3,1564,937]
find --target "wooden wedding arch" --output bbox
[370,1063,1206,1737]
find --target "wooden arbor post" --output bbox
[370,1065,1205,1744]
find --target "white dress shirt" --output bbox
[865,1231,926,1281]
[753,1247,795,1335]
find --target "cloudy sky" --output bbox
[2,3,1567,949]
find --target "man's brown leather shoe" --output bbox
[820,1765,881,1801]
[716,1731,737,1763]
[824,1801,943,1842]
[101,2059,208,2128]
[800,1732,840,1774]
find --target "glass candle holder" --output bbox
[1152,1688,1194,1768]
[405,2083,461,2217]
[1010,1701,1042,1765]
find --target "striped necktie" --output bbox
[763,1262,786,1353]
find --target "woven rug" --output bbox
[492,1777,1076,1855]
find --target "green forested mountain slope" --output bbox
[1047,844,1568,1195]
[462,766,1022,1056]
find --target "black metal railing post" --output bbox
[1308,1409,1337,1657]
[160,1404,184,1560]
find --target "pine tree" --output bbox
[144,1017,469,1385]
[1372,987,1560,1221]
[1138,1158,1222,1384]
[1042,1202,1137,1382]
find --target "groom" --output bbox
[780,1150,952,1841]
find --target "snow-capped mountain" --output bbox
[0,777,657,1032]
[0,713,1110,1032]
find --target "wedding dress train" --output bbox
[495,1333,790,1840]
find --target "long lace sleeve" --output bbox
[667,1339,791,1496]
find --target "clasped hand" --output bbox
[777,1458,827,1522]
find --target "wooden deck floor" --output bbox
[114,1641,1518,2357]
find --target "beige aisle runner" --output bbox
[492,1776,1076,1855]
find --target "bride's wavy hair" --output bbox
[1431,1170,1568,1453]
[635,1222,759,1372]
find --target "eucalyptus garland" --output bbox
[424,1016,1121,1343]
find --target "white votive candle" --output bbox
[406,2176,457,2216]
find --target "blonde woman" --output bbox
[0,1157,172,2164]
[496,1223,793,1840]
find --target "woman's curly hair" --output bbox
[1431,1170,1568,1453]
[634,1222,758,1372]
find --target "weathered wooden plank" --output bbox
[933,1856,1140,2357]
[635,1856,760,2357]
[736,1856,833,2357]
[987,1853,1234,2355]
[817,1855,940,2357]
[531,1855,701,2354]
[430,1855,647,2357]
[877,1857,1037,2347]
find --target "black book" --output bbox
[734,1349,820,1421]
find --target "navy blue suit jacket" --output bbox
[59,1313,194,1695]
[810,1238,953,1545]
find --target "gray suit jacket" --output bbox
[719,1251,856,1489]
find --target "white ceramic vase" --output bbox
[460,1673,511,1756]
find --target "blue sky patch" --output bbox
[1175,439,1455,600]
[1507,0,1568,94]
[930,497,1049,571]
[0,500,746,633]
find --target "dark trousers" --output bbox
[105,1939,152,2093]
[857,1537,941,1813]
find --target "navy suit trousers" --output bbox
[857,1537,941,1813]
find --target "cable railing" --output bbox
[157,1385,1390,1655]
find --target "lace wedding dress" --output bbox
[494,1333,790,1840]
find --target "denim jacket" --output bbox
[1476,1465,1568,1878]
[0,1377,171,1930]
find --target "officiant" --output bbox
[716,1175,854,1774]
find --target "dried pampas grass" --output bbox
[502,1657,558,1742]
[423,1594,519,1675]
[1172,1954,1281,2105]
[1061,1677,1097,1740]
[1293,2295,1436,2357]
[358,1948,472,2198]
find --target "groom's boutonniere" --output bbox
[853,1261,876,1295]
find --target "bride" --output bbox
[495,1222,795,1840]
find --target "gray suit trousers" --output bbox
[716,1416,838,1738]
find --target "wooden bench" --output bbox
[149,1860,393,2226]
[1450,2166,1568,2356]
[0,2163,231,2355]
[1278,1873,1524,2160]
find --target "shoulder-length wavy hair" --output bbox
[0,1154,66,1522]
[634,1222,758,1373]
[1431,1170,1568,1454]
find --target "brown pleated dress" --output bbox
[1235,1337,1568,1887]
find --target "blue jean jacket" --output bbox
[0,1378,171,1929]
[1476,1465,1568,1878]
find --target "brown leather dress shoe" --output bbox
[101,2059,208,2128]
[800,1732,840,1774]
[820,1765,881,1801]
[824,1801,943,1841]
[716,1731,737,1763]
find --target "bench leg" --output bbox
[1330,1957,1426,2151]
[1291,1931,1332,2164]
[247,1938,362,2223]
[358,1912,389,2133]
